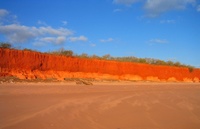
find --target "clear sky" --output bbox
[0,0,200,67]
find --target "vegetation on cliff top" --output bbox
[0,42,195,72]
[0,42,12,49]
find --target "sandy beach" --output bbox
[0,82,200,129]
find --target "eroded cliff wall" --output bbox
[0,48,200,82]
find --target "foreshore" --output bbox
[1,82,200,129]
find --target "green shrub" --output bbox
[0,42,12,48]
[188,66,194,73]
[60,50,73,56]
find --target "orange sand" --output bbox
[0,82,200,129]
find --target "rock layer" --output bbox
[0,48,200,82]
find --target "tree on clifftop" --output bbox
[60,50,73,56]
[0,42,12,49]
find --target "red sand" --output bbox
[0,82,200,129]
[0,48,200,82]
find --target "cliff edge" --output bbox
[0,48,199,82]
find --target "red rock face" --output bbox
[0,48,200,82]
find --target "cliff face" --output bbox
[0,48,200,82]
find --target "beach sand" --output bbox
[0,82,200,129]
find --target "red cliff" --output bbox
[0,48,200,82]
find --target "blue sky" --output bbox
[0,0,200,67]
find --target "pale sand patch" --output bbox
[0,82,200,129]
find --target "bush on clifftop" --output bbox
[0,42,12,49]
